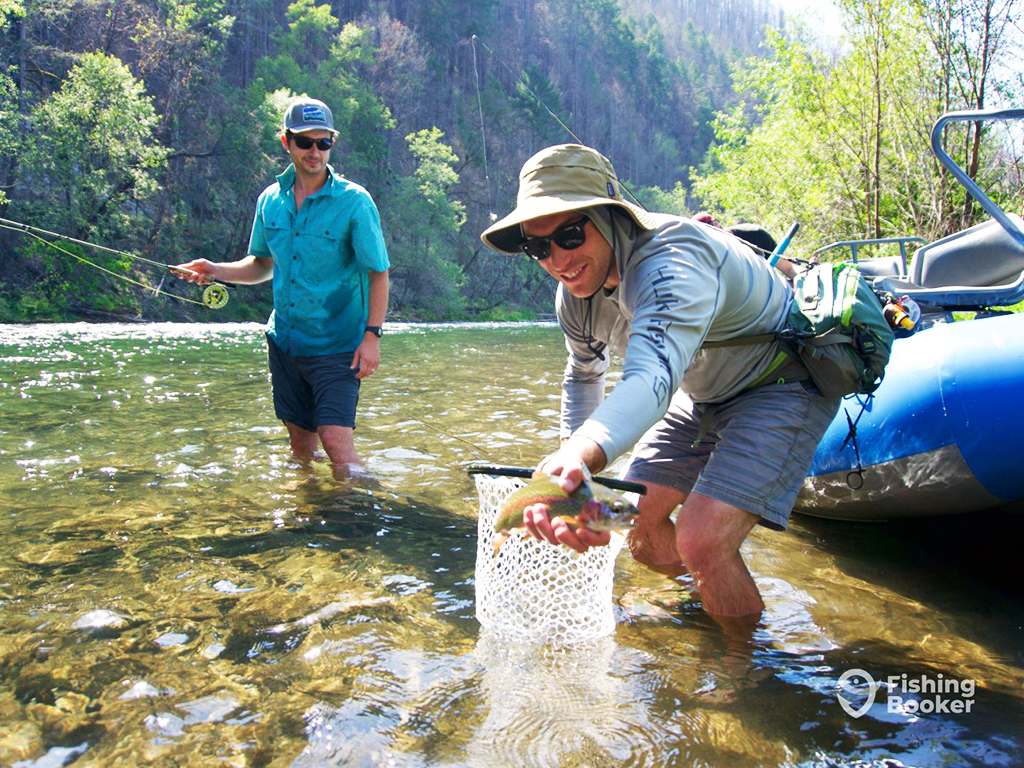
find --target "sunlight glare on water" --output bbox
[0,322,1022,766]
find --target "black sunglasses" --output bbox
[289,132,334,151]
[521,216,589,260]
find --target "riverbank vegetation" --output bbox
[0,0,1020,323]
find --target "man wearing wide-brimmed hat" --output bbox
[481,144,839,625]
[175,97,390,477]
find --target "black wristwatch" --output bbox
[364,325,383,338]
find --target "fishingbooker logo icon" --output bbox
[837,669,977,718]
[837,668,879,718]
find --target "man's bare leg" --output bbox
[284,421,320,460]
[318,425,365,479]
[628,482,764,633]
[627,481,689,578]
[675,491,763,622]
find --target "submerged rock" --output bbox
[71,609,129,632]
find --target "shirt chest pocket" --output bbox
[294,229,348,282]
[262,220,293,259]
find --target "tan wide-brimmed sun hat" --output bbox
[481,144,657,254]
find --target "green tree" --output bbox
[9,52,168,317]
[0,0,24,207]
[278,0,336,70]
[694,1,1021,255]
[636,180,691,217]
[20,51,168,239]
[693,31,855,250]
[694,12,944,253]
[508,66,569,146]
[912,0,1023,229]
[0,0,22,18]
[0,67,17,207]
[387,128,467,319]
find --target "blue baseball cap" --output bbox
[283,98,337,135]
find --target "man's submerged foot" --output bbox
[331,461,380,487]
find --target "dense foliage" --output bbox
[694,0,1023,257]
[0,0,1020,322]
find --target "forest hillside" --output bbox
[0,0,1020,322]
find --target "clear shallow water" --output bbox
[0,322,1022,767]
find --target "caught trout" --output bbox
[492,471,640,553]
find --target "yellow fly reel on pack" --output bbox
[202,283,229,309]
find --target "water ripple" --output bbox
[1,323,1022,766]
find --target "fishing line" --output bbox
[468,36,802,264]
[0,216,230,309]
[470,35,648,211]
[414,419,489,456]
[471,35,495,218]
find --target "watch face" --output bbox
[366,326,383,338]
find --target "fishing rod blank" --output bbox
[466,463,647,495]
[0,216,231,309]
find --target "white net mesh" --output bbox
[473,473,626,646]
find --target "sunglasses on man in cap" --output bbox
[286,131,334,151]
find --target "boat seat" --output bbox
[847,254,907,279]
[874,215,1024,308]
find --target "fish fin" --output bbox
[492,530,511,555]
[492,527,527,555]
[550,515,582,529]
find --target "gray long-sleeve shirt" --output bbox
[558,213,793,464]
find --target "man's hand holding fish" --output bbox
[523,436,614,553]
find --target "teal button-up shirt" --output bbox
[248,164,390,356]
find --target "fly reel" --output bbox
[202,283,229,309]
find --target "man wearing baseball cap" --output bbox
[481,144,839,626]
[175,97,390,477]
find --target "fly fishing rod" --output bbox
[767,222,800,267]
[470,35,798,266]
[470,35,649,212]
[415,419,647,494]
[0,216,232,309]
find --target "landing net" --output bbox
[472,472,626,646]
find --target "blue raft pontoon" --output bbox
[795,108,1024,520]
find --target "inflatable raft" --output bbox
[796,108,1024,520]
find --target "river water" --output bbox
[0,322,1021,767]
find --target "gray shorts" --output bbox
[624,382,840,530]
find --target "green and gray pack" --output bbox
[708,261,894,398]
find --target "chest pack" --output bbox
[707,261,894,398]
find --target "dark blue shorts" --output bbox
[266,335,360,432]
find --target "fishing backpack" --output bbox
[708,261,894,398]
[785,261,894,397]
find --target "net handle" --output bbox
[465,463,647,496]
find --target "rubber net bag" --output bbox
[473,473,626,646]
